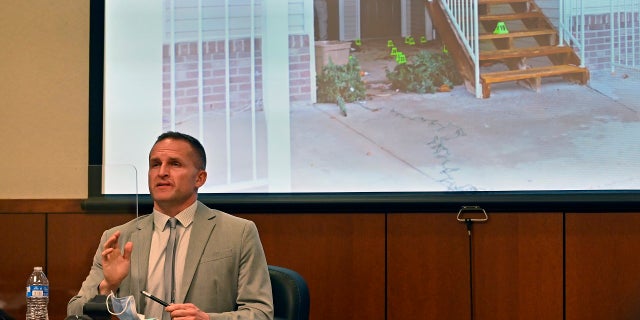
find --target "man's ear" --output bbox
[195,170,207,187]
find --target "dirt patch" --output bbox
[349,37,445,98]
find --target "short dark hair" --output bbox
[154,131,207,170]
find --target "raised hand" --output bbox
[99,230,133,294]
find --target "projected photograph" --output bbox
[102,0,640,194]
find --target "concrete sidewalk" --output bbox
[292,67,640,192]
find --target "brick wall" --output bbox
[580,12,640,71]
[289,35,313,102]
[163,35,311,126]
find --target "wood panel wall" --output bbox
[388,212,563,319]
[565,213,640,320]
[0,213,46,318]
[239,213,386,320]
[2,200,640,319]
[0,200,135,318]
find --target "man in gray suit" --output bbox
[68,131,273,319]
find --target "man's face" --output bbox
[148,138,207,213]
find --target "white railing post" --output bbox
[473,0,480,99]
[169,0,176,131]
[558,0,586,66]
[611,0,615,72]
[440,0,481,98]
[559,0,564,45]
[579,0,585,67]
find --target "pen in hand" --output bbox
[141,290,170,307]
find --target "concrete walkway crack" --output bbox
[391,108,477,191]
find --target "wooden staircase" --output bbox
[427,0,589,98]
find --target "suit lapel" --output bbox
[178,201,217,302]
[131,215,153,309]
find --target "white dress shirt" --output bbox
[144,201,196,319]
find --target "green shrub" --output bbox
[386,50,463,94]
[316,56,366,116]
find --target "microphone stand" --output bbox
[457,206,488,320]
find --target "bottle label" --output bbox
[26,285,49,297]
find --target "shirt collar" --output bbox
[153,201,197,230]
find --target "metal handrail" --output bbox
[437,0,590,97]
[559,0,586,67]
[439,0,482,98]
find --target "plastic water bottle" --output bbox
[26,266,49,320]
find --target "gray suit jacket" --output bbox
[68,201,274,319]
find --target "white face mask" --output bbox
[106,292,146,320]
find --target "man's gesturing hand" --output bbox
[99,230,133,294]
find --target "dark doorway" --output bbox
[361,0,401,39]
[410,0,427,38]
[324,0,402,41]
[327,0,339,40]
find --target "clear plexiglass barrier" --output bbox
[88,164,140,216]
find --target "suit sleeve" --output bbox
[210,221,274,320]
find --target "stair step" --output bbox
[480,46,575,61]
[482,64,587,83]
[479,29,556,40]
[480,64,588,98]
[427,0,589,98]
[479,12,542,22]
